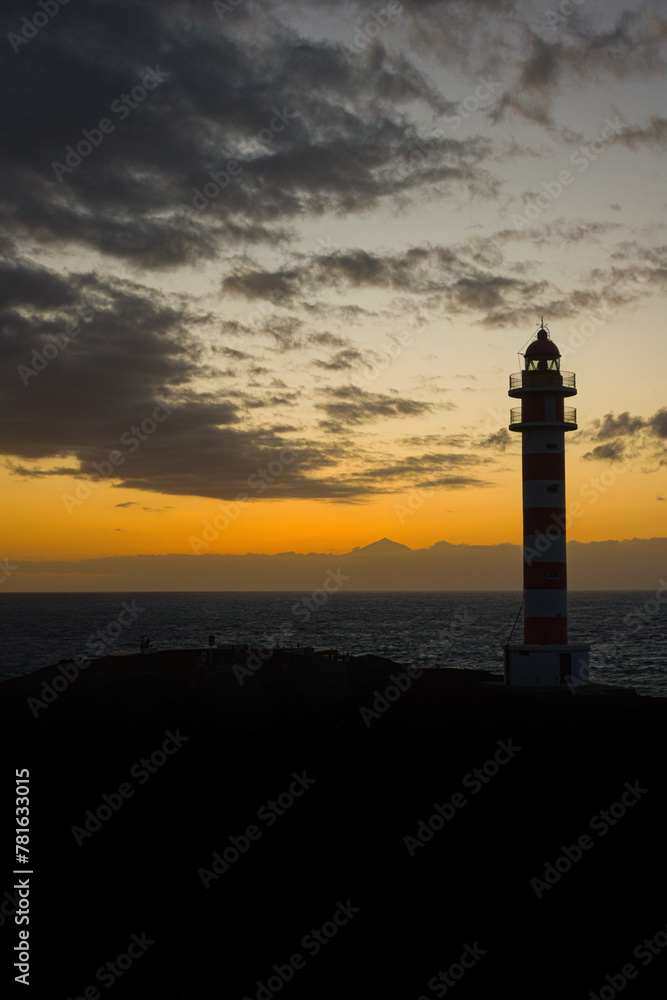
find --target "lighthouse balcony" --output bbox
[509,406,577,431]
[509,371,576,397]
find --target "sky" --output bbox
[1,0,666,590]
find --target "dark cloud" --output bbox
[489,9,667,131]
[0,0,501,269]
[496,220,622,251]
[399,433,472,449]
[582,407,667,463]
[218,242,551,326]
[2,0,666,512]
[0,260,373,500]
[2,259,476,502]
[217,230,667,332]
[478,428,512,451]
[591,411,646,440]
[223,271,301,301]
[264,317,304,352]
[614,115,667,150]
[308,331,349,349]
[521,35,562,91]
[3,462,80,478]
[415,475,494,489]
[0,260,79,310]
[312,347,371,372]
[222,346,252,360]
[354,452,492,480]
[1,0,664,275]
[648,408,667,439]
[582,441,626,463]
[317,385,434,428]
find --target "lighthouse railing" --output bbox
[509,371,576,391]
[509,406,577,425]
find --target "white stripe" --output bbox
[523,479,565,508]
[523,534,566,563]
[524,589,567,618]
[521,429,564,455]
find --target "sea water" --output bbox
[0,591,665,697]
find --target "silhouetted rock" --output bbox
[2,650,666,998]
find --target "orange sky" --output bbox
[1,1,666,587]
[3,440,662,562]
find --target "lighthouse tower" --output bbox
[504,323,590,687]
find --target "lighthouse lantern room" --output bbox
[505,323,590,687]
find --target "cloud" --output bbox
[4,462,81,478]
[264,317,304,352]
[614,115,667,150]
[0,0,505,269]
[0,260,378,501]
[218,242,554,327]
[2,0,666,513]
[399,433,472,449]
[217,228,667,334]
[308,331,349,349]
[478,428,512,451]
[312,347,371,372]
[356,452,492,479]
[2,0,664,277]
[223,271,301,301]
[590,411,647,440]
[317,385,435,428]
[349,456,496,491]
[488,9,667,132]
[582,441,626,463]
[648,408,667,439]
[581,407,667,464]
[414,475,494,489]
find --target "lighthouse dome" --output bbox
[524,326,560,371]
[525,327,560,358]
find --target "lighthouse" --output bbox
[504,323,590,687]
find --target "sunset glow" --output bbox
[1,0,665,589]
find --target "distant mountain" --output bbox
[4,538,667,591]
[349,538,413,554]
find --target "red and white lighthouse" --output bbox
[505,323,590,687]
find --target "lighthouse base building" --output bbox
[504,324,590,688]
[504,644,590,688]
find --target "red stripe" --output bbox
[521,395,565,422]
[522,508,566,534]
[524,563,567,589]
[524,529,565,547]
[522,453,565,480]
[524,617,568,644]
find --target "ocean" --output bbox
[0,591,665,697]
